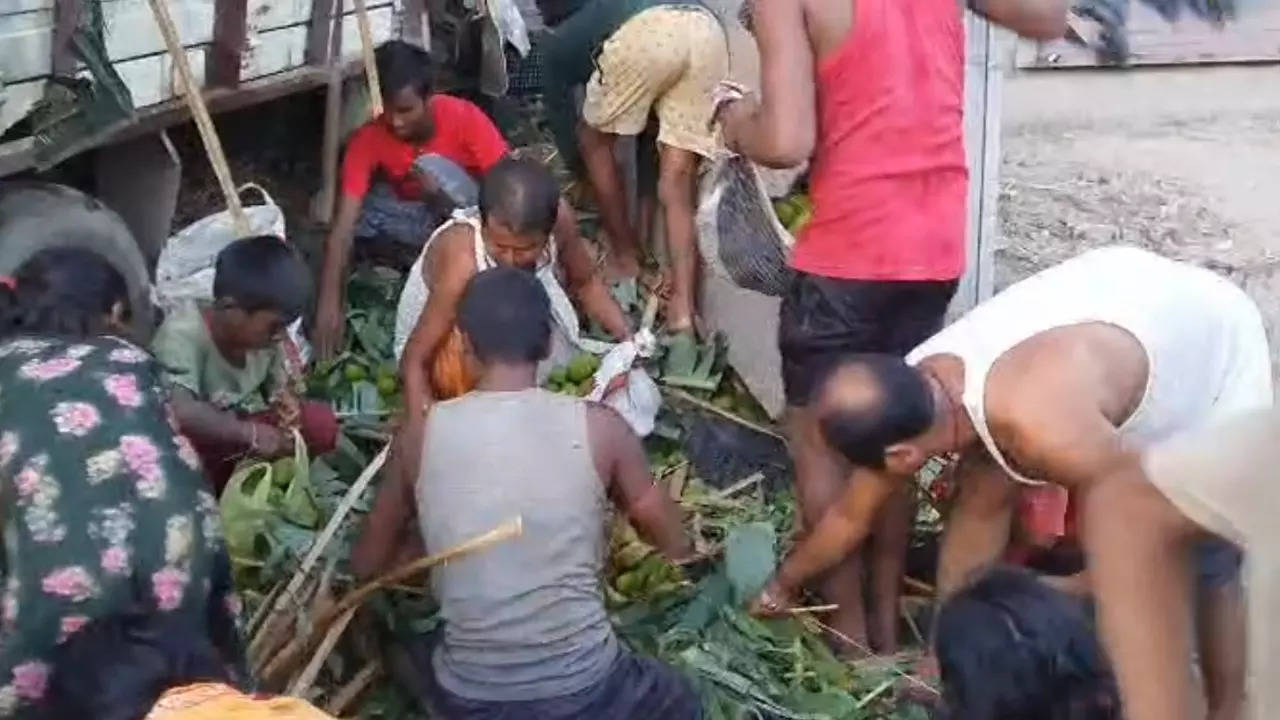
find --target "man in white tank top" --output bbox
[396,158,633,425]
[749,247,1272,720]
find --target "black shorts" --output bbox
[779,271,958,406]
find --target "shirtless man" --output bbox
[714,0,1067,653]
[750,246,1271,720]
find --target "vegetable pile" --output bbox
[774,193,814,235]
[226,258,935,718]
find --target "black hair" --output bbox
[458,267,551,365]
[0,247,130,340]
[376,40,434,100]
[212,236,311,321]
[41,611,231,720]
[814,354,935,469]
[936,567,1120,720]
[479,157,561,237]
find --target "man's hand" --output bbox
[273,391,302,430]
[314,294,345,362]
[749,579,797,617]
[251,423,294,459]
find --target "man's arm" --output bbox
[934,451,1018,598]
[399,227,475,424]
[588,404,692,561]
[555,199,631,340]
[315,192,363,361]
[719,0,817,168]
[753,467,896,610]
[1008,403,1198,720]
[969,0,1069,39]
[352,411,426,580]
[169,387,292,458]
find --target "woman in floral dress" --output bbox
[0,249,243,716]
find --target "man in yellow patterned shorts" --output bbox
[540,0,729,335]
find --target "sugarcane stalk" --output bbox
[324,660,381,715]
[287,607,356,696]
[249,442,390,661]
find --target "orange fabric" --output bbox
[429,324,478,401]
[146,683,336,719]
[1017,484,1071,547]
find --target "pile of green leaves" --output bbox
[307,267,404,420]
[609,482,926,720]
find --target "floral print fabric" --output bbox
[0,335,243,716]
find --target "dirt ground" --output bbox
[997,64,1280,376]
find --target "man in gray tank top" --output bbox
[353,267,700,719]
[748,248,1272,720]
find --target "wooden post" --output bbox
[316,2,344,224]
[52,0,85,76]
[306,0,338,65]
[954,14,1002,316]
[146,0,249,236]
[209,0,248,87]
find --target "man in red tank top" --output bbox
[718,0,1066,655]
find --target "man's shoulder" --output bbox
[346,121,398,157]
[430,94,489,124]
[153,303,208,348]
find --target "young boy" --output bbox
[354,267,697,718]
[152,236,337,492]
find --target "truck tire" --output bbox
[0,182,154,340]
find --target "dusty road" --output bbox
[998,64,1280,376]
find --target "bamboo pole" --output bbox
[261,516,524,683]
[144,0,249,236]
[353,0,383,116]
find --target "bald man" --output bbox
[750,245,1272,720]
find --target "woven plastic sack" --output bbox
[695,155,797,297]
[153,183,285,314]
[152,184,309,363]
[681,413,791,491]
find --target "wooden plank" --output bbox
[243,4,392,80]
[0,2,56,15]
[209,0,248,87]
[51,0,84,75]
[113,44,209,108]
[101,0,216,63]
[0,65,336,177]
[248,0,393,32]
[0,8,55,83]
[0,78,44,137]
[0,0,213,83]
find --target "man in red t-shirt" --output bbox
[315,41,586,359]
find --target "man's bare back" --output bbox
[927,321,1150,490]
